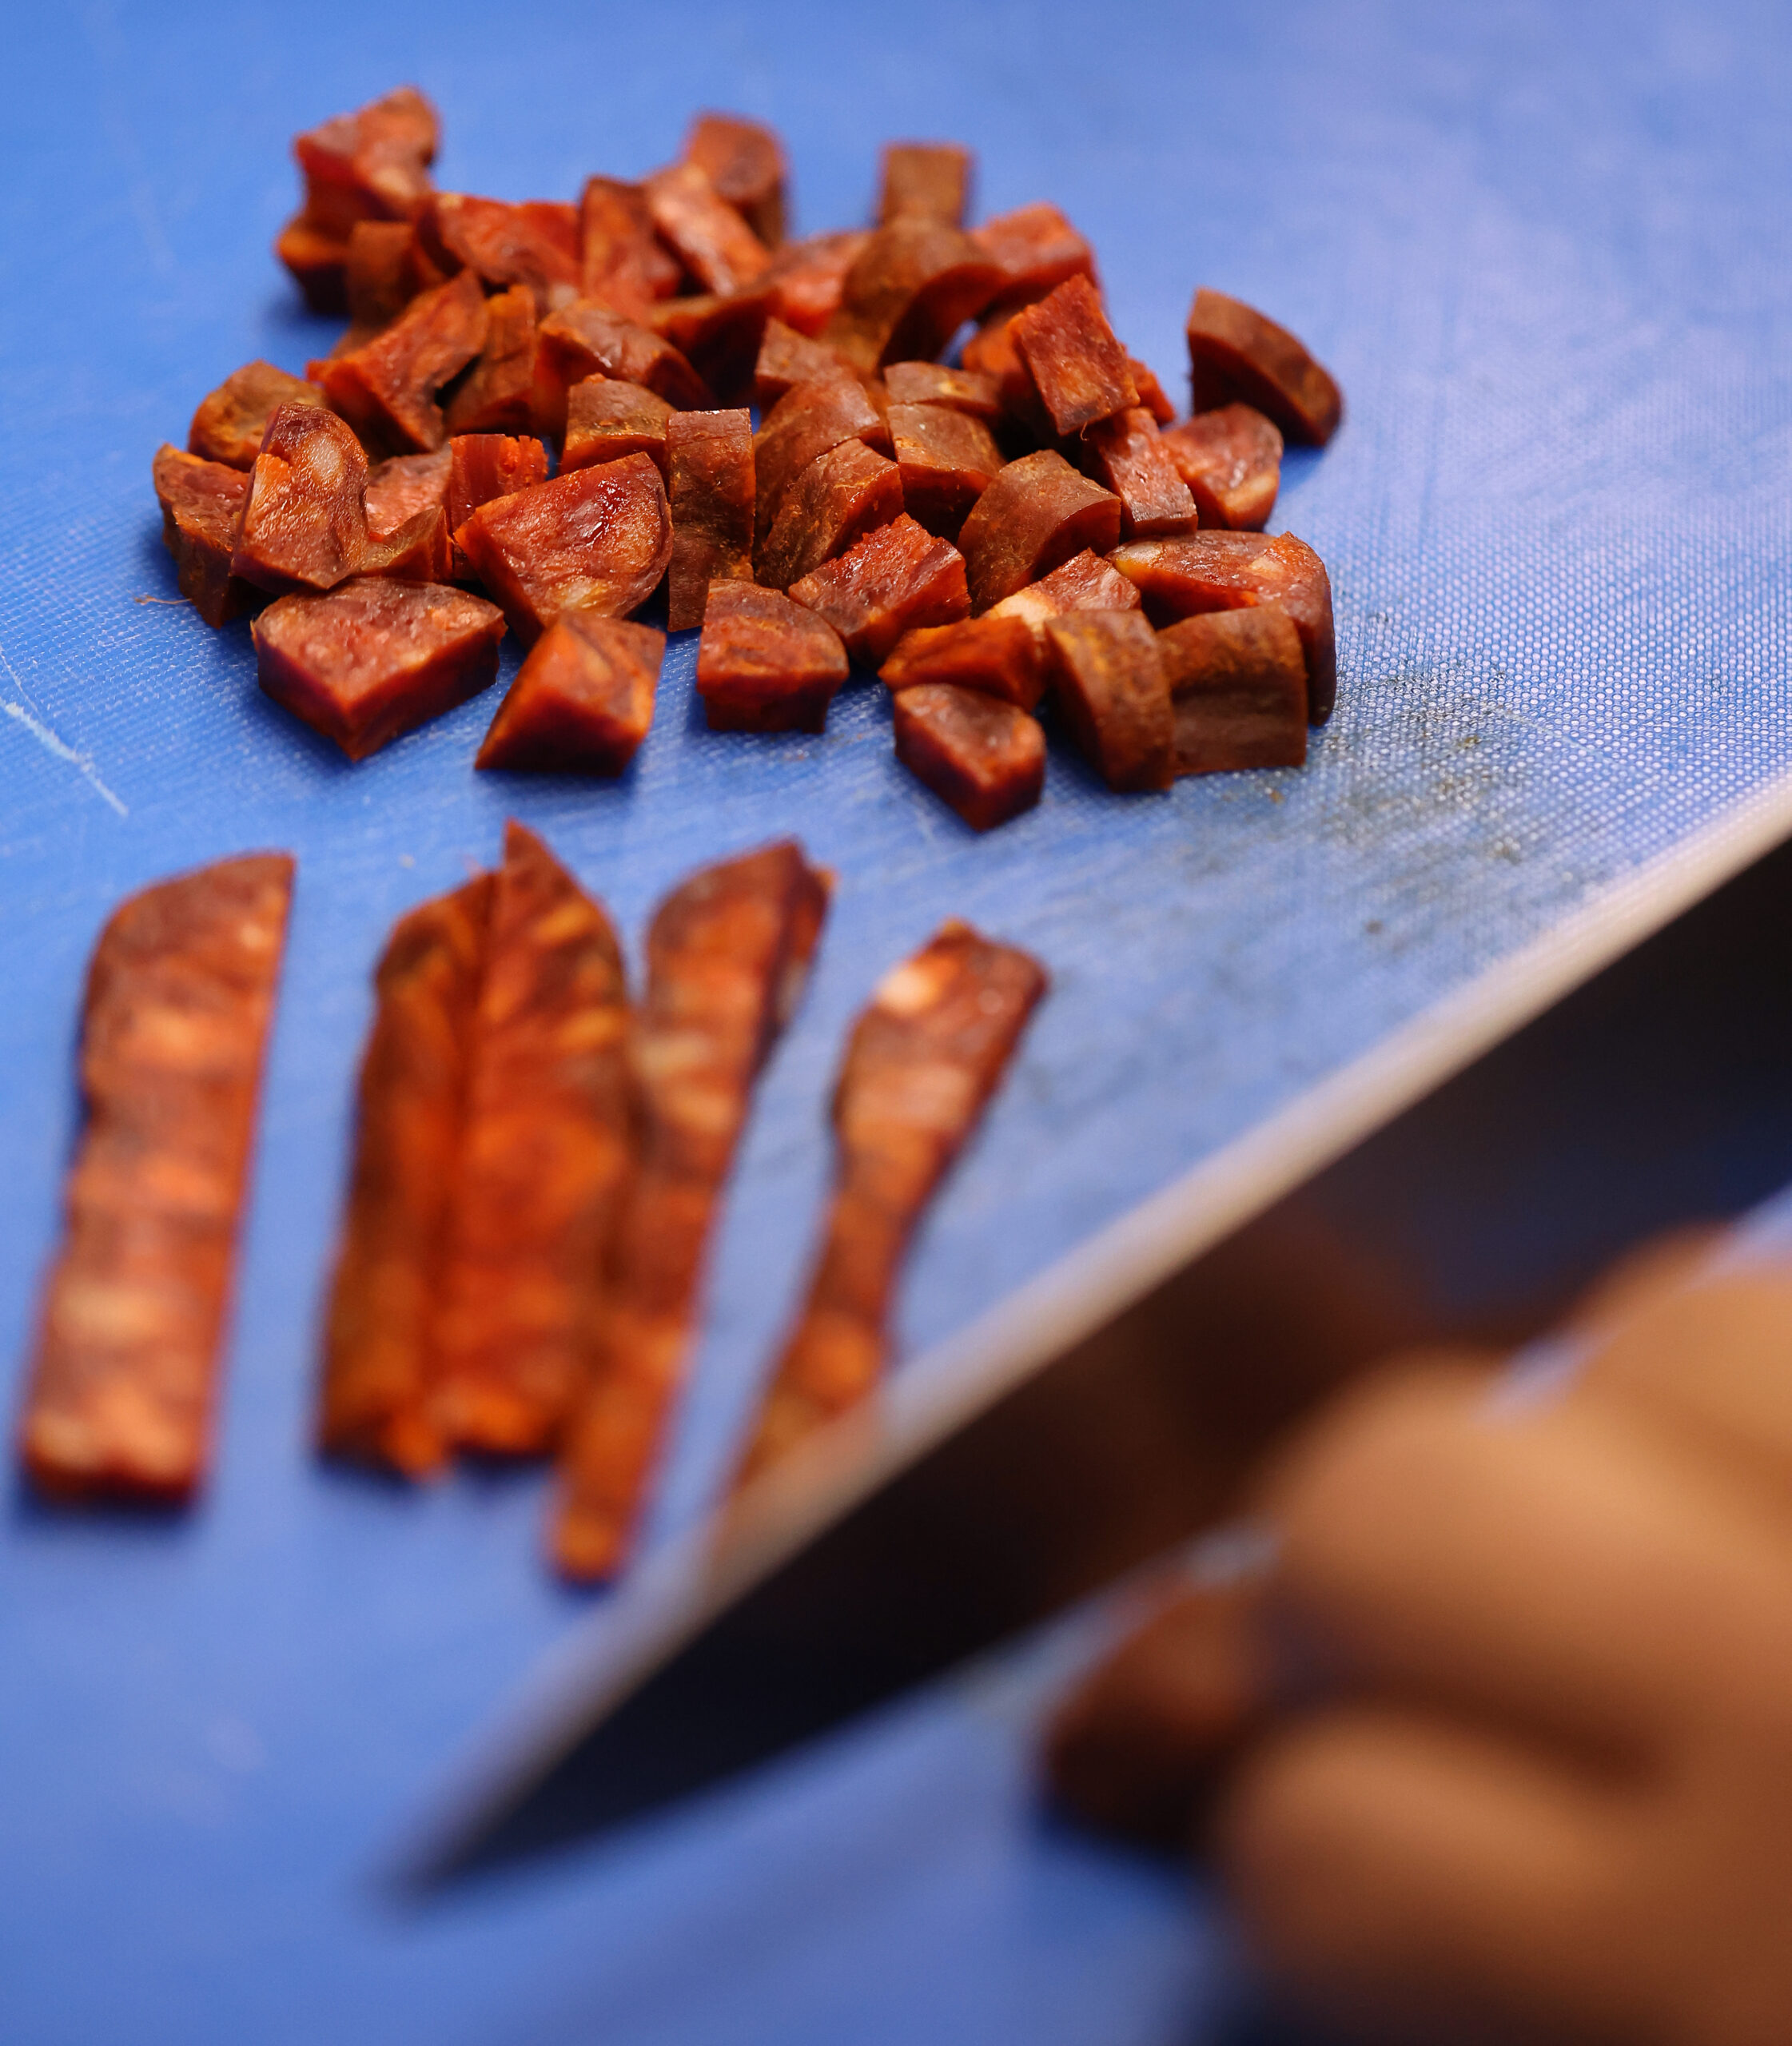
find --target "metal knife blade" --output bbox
[398,786,1792,1893]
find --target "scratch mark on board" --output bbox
[0,647,129,818]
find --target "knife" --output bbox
[399,781,1792,1893]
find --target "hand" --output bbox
[1047,1260,1792,2046]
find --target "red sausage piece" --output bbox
[878,142,974,228]
[317,269,489,455]
[878,614,1046,711]
[152,446,255,627]
[644,161,772,297]
[253,577,505,759]
[456,452,673,647]
[364,447,453,582]
[666,409,755,631]
[893,685,1045,832]
[1161,404,1283,531]
[762,230,869,337]
[1010,273,1138,439]
[888,402,1002,540]
[421,193,581,309]
[442,286,544,439]
[788,513,970,666]
[231,404,374,595]
[1080,408,1197,539]
[344,219,445,339]
[988,547,1143,631]
[957,450,1121,611]
[1158,609,1309,776]
[647,285,776,408]
[824,222,1002,372]
[883,360,1002,420]
[561,378,675,479]
[973,201,1097,316]
[695,582,850,733]
[536,301,711,435]
[683,111,788,248]
[477,613,664,774]
[579,177,682,323]
[752,376,888,547]
[754,318,858,408]
[189,361,328,471]
[1185,289,1342,446]
[1044,611,1174,791]
[756,438,904,591]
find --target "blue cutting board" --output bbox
[3,2,1790,2040]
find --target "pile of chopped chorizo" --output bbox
[150,90,1343,817]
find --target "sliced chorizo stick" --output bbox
[19,854,295,1503]
[888,402,1002,539]
[1161,404,1283,531]
[561,377,675,480]
[420,193,581,309]
[1045,611,1174,792]
[987,547,1141,631]
[883,360,1002,419]
[956,449,1121,611]
[189,360,328,471]
[751,376,889,550]
[277,86,439,311]
[646,284,776,407]
[444,432,549,577]
[665,408,755,631]
[364,447,453,581]
[823,221,1002,373]
[316,269,489,456]
[753,317,858,409]
[1079,407,1198,539]
[317,874,492,1477]
[695,582,849,732]
[432,823,635,1455]
[152,446,255,627]
[735,921,1046,1481]
[1159,609,1308,776]
[579,177,682,322]
[1009,273,1138,438]
[476,614,664,774]
[536,300,711,434]
[893,686,1045,832]
[761,229,868,337]
[643,161,772,297]
[972,201,1097,316]
[787,512,970,665]
[1185,289,1341,446]
[683,111,788,248]
[551,841,830,1579]
[442,285,544,439]
[879,613,1046,710]
[877,141,974,228]
[755,437,903,592]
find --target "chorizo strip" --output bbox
[735,920,1046,1482]
[19,854,295,1503]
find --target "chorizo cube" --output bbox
[1129,357,1177,426]
[1161,404,1283,531]
[364,447,453,581]
[421,193,581,309]
[579,176,683,321]
[823,221,1003,372]
[754,317,858,408]
[956,450,1121,611]
[455,452,673,647]
[277,215,352,316]
[1010,273,1138,438]
[752,376,888,547]
[787,513,970,666]
[883,360,1002,419]
[477,612,665,774]
[1186,289,1342,446]
[231,404,372,595]
[442,286,543,439]
[344,219,444,337]
[1080,408,1197,538]
[762,229,869,336]
[317,269,489,455]
[293,86,438,239]
[666,409,755,631]
[959,307,1054,443]
[879,614,1045,711]
[888,402,1002,540]
[1157,610,1308,776]
[695,581,849,733]
[253,577,505,759]
[755,437,904,591]
[562,377,675,478]
[893,683,1045,831]
[647,285,775,406]
[878,142,974,228]
[683,111,788,248]
[152,446,255,628]
[536,301,711,437]
[1111,531,1336,723]
[1044,611,1173,792]
[973,201,1097,316]
[643,161,772,297]
[989,547,1144,631]
[189,360,329,471]
[447,433,550,576]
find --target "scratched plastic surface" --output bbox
[4,3,1791,2041]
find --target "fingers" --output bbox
[1220,1706,1639,2046]
[1259,1363,1790,1761]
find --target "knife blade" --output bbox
[399,783,1792,1893]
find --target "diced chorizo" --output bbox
[317,874,492,1477]
[364,446,454,582]
[432,822,636,1455]
[316,269,489,455]
[1185,288,1342,446]
[536,299,711,436]
[253,578,505,760]
[956,449,1121,611]
[958,307,1052,441]
[644,161,772,297]
[988,546,1144,631]
[878,613,1045,710]
[445,432,549,577]
[892,686,1045,833]
[761,229,869,336]
[755,437,904,591]
[753,317,858,408]
[18,854,294,1504]
[665,409,755,631]
[476,613,664,774]
[344,219,446,340]
[276,216,354,316]
[579,176,683,321]
[1129,357,1177,426]
[293,86,438,240]
[972,201,1097,316]
[561,377,675,479]
[878,141,974,228]
[230,404,373,595]
[1111,531,1337,723]
[788,513,969,666]
[455,452,674,647]
[551,841,830,1578]
[1161,404,1283,531]
[751,376,888,549]
[441,285,543,438]
[695,582,850,733]
[152,446,255,628]
[888,401,1002,539]
[1158,609,1308,776]
[823,221,1003,372]
[188,360,327,472]
[735,921,1046,1479]
[1079,408,1197,538]
[1044,611,1174,791]
[645,284,775,406]
[683,111,787,247]
[1010,273,1138,438]
[883,359,1002,419]
[420,193,581,310]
